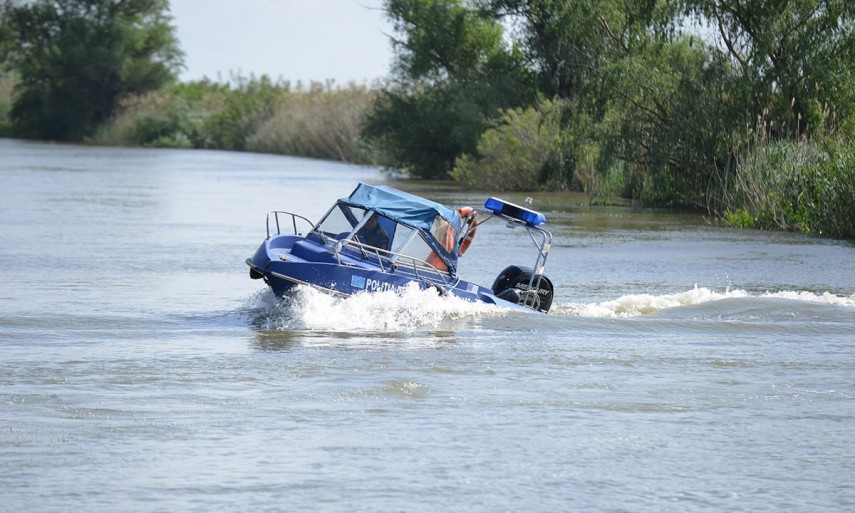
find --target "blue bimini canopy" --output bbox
[341,183,462,271]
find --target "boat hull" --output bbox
[247,236,515,308]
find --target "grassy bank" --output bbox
[91,76,383,165]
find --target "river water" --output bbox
[1,138,853,512]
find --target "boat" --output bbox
[246,183,555,313]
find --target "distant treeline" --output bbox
[1,0,853,239]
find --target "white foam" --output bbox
[761,290,855,307]
[247,284,855,328]
[550,286,855,318]
[255,283,506,332]
[549,286,742,318]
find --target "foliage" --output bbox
[191,74,281,151]
[487,0,678,105]
[722,209,755,229]
[451,99,563,190]
[92,88,194,148]
[0,0,183,140]
[363,0,538,178]
[459,1,726,205]
[680,0,855,137]
[93,77,380,164]
[365,0,854,237]
[720,138,855,238]
[0,74,14,135]
[366,84,485,178]
[604,38,744,206]
[4,0,853,238]
[95,76,276,149]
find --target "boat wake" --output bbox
[246,283,507,332]
[550,286,855,318]
[245,284,854,332]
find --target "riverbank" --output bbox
[1,75,852,239]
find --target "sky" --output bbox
[168,0,395,85]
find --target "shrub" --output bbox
[451,100,563,191]
[93,91,194,148]
[198,75,282,150]
[722,209,757,229]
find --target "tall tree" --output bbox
[681,0,855,136]
[486,0,678,107]
[486,0,713,193]
[0,0,183,140]
[365,0,537,179]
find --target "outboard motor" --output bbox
[492,265,554,313]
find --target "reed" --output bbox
[0,76,14,135]
[247,81,379,164]
[92,77,381,164]
[92,90,194,147]
[701,102,854,238]
[718,137,854,238]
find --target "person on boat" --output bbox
[356,213,389,250]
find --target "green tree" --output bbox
[483,0,725,197]
[0,0,183,140]
[595,38,746,205]
[681,0,855,136]
[487,0,679,107]
[364,0,537,179]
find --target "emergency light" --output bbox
[484,197,546,226]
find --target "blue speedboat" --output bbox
[246,183,555,312]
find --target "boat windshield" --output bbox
[313,200,452,272]
[353,212,395,251]
[313,203,401,252]
[313,203,368,241]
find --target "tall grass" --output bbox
[701,105,854,239]
[714,137,855,239]
[247,81,379,163]
[92,77,382,164]
[724,138,855,238]
[0,75,14,135]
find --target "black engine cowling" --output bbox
[491,265,554,313]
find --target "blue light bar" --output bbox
[484,197,546,226]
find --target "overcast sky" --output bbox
[168,0,394,84]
